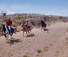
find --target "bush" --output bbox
[15,16,22,20]
[23,55,29,57]
[45,21,51,26]
[29,19,36,26]
[57,20,62,22]
[52,20,57,23]
[12,22,17,27]
[2,22,6,25]
[20,19,26,24]
[2,22,17,27]
[37,49,41,53]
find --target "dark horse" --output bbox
[41,20,46,30]
[1,24,15,42]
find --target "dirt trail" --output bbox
[0,22,68,57]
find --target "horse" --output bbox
[1,24,16,42]
[21,23,31,37]
[41,20,46,30]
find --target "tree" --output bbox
[44,16,49,22]
[1,11,7,22]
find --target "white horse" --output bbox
[1,24,15,42]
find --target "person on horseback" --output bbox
[41,20,46,27]
[25,19,30,28]
[6,18,12,34]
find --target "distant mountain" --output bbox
[13,13,22,16]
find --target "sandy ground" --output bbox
[0,22,68,57]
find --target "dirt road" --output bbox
[0,22,68,57]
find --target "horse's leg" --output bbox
[40,26,42,30]
[43,27,45,30]
[25,30,28,36]
[23,31,24,37]
[41,27,42,30]
[28,29,29,33]
[6,34,9,42]
[26,30,27,34]
[29,28,31,32]
[10,34,12,39]
[14,30,16,34]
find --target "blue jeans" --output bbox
[26,25,30,28]
[6,25,12,33]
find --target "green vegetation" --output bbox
[47,31,49,33]
[66,38,68,40]
[12,22,17,27]
[57,20,62,22]
[44,16,49,22]
[37,49,41,53]
[45,21,51,26]
[0,12,68,28]
[66,28,68,32]
[15,16,22,20]
[52,20,57,23]
[2,22,17,27]
[23,55,29,57]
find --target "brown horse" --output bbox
[21,23,31,36]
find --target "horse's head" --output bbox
[1,24,6,33]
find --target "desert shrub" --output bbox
[52,20,57,23]
[12,22,17,27]
[15,16,22,20]
[66,28,68,32]
[2,22,17,27]
[0,19,2,25]
[20,19,26,24]
[37,49,41,53]
[29,19,37,26]
[47,31,49,33]
[45,21,51,26]
[2,22,6,25]
[16,20,21,24]
[44,16,49,21]
[57,20,62,22]
[23,55,29,57]
[66,38,68,40]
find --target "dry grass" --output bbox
[45,21,51,26]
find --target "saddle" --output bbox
[26,25,30,28]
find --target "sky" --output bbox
[0,0,68,16]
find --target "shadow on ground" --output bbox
[26,33,35,37]
[8,39,22,45]
[44,29,49,31]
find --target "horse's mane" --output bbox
[1,24,6,32]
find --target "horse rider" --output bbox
[41,20,46,27]
[6,18,12,34]
[25,19,30,28]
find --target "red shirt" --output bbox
[6,20,12,25]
